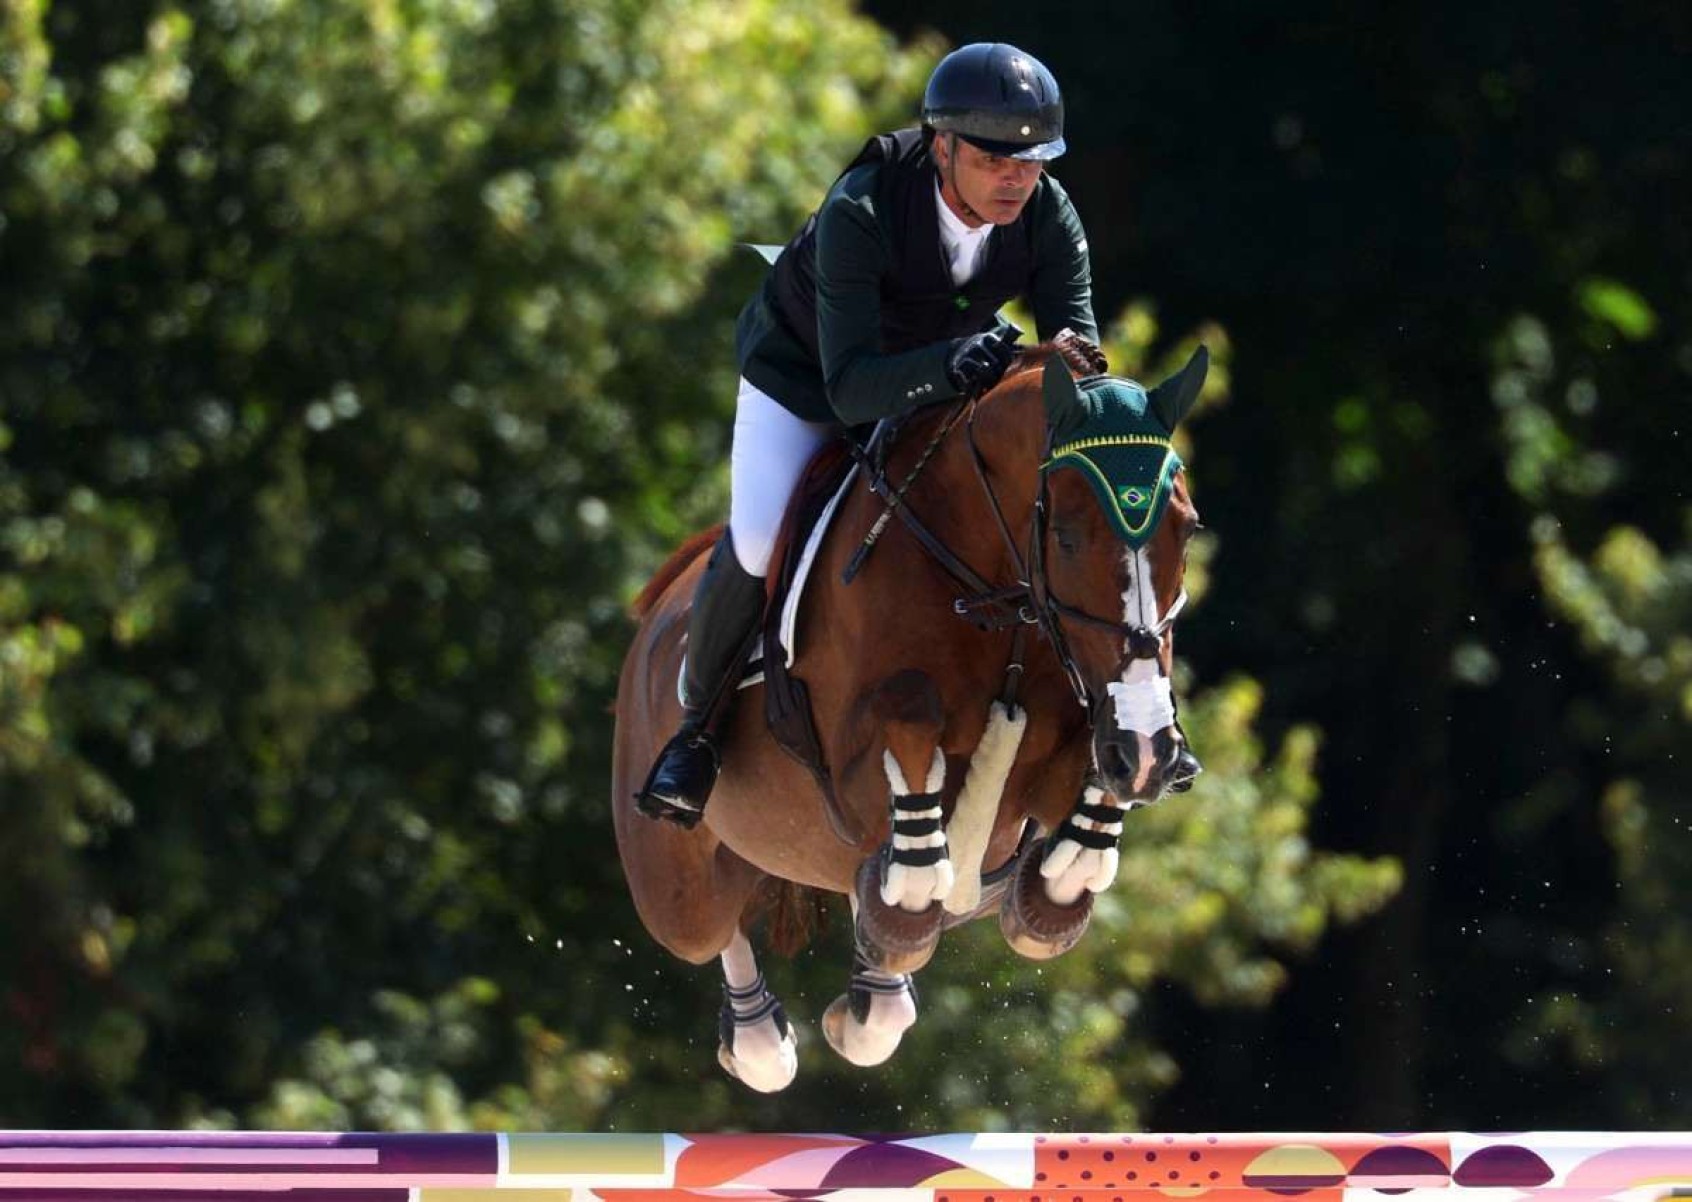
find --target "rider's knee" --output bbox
[724,520,777,576]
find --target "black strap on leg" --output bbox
[846,952,915,1025]
[1053,797,1126,851]
[889,791,946,867]
[718,975,791,1057]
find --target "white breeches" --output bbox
[728,378,833,576]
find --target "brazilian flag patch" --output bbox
[1118,484,1151,511]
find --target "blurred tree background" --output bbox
[1,0,1686,1130]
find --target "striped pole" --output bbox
[0,1132,1689,1201]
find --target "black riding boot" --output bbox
[635,530,767,828]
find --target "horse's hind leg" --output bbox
[821,949,918,1067]
[717,927,799,1093]
[614,790,798,1089]
[616,825,799,1092]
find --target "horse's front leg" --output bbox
[869,669,954,909]
[851,670,951,973]
[1039,780,1131,903]
[879,741,952,909]
[1000,782,1130,960]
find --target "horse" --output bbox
[611,343,1208,1091]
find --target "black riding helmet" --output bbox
[921,42,1065,162]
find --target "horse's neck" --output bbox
[939,376,1045,524]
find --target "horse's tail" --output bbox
[753,878,831,957]
[630,524,724,619]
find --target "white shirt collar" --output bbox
[934,178,992,285]
[934,178,990,242]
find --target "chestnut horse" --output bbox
[611,347,1207,1091]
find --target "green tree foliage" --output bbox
[1492,302,1692,1122]
[0,0,929,1124]
[0,0,1400,1129]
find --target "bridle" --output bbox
[849,394,1188,710]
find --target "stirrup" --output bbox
[634,732,720,829]
[636,789,706,828]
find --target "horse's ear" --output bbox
[1042,353,1085,439]
[1149,344,1209,432]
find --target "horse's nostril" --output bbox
[1099,739,1136,781]
[1167,744,1203,793]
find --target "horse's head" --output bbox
[1034,348,1208,803]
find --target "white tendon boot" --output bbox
[716,934,797,1092]
[1039,783,1129,906]
[821,953,918,1067]
[880,748,953,911]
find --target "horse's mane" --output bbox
[1013,336,1106,380]
[630,524,723,619]
[1014,341,1062,372]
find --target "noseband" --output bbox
[848,397,1187,711]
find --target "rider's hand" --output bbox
[944,326,1022,396]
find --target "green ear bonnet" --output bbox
[1038,347,1208,548]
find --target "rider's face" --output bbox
[934,133,1045,228]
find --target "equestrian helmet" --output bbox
[921,42,1066,161]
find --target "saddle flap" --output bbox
[759,436,864,845]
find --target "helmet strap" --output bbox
[937,133,986,227]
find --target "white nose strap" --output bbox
[1107,663,1175,735]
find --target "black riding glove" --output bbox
[944,327,1022,396]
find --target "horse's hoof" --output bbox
[1000,836,1093,960]
[716,1026,798,1094]
[853,856,943,974]
[821,992,910,1067]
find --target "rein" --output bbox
[845,406,1029,631]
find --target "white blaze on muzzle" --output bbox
[1106,547,1177,736]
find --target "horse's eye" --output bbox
[1053,527,1081,555]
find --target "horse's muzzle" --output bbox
[1093,725,1197,802]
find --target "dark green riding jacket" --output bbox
[734,129,1099,426]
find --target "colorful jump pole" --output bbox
[1,1132,1689,1202]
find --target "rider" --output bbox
[637,42,1101,826]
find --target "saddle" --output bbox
[757,433,862,843]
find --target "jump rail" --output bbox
[1,1132,1689,1202]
